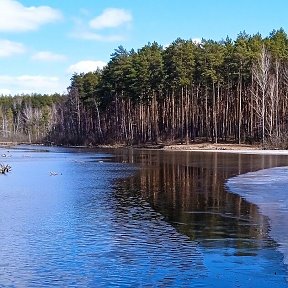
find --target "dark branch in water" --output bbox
[0,164,12,174]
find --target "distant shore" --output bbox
[161,143,288,155]
[0,142,18,147]
[2,141,288,155]
[95,142,288,155]
[162,142,259,151]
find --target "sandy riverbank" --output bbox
[95,142,288,155]
[162,143,288,155]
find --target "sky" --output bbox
[0,0,288,95]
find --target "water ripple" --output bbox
[0,148,204,287]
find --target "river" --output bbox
[0,146,288,287]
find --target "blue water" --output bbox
[0,147,204,287]
[0,146,288,287]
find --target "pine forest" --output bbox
[1,29,288,148]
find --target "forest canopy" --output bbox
[1,29,288,148]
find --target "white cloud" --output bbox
[67,60,106,74]
[192,38,202,44]
[163,43,170,49]
[0,74,68,95]
[16,75,59,88]
[71,8,132,42]
[89,8,132,30]
[0,39,25,57]
[0,0,62,32]
[0,88,12,95]
[32,51,67,62]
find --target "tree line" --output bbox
[0,94,64,143]
[1,29,288,147]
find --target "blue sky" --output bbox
[0,0,287,95]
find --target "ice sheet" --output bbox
[226,167,288,264]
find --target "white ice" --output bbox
[226,166,288,264]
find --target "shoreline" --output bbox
[119,142,288,155]
[2,142,288,155]
[161,143,288,155]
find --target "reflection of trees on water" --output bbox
[114,149,288,251]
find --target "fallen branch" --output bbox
[0,164,12,174]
